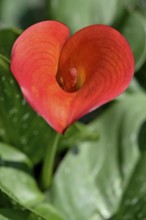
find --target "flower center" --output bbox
[56,67,85,93]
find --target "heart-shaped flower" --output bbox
[11,21,134,134]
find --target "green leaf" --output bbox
[0,55,54,164]
[0,187,66,220]
[120,12,146,71]
[0,142,32,172]
[0,187,45,220]
[0,189,64,220]
[0,0,43,28]
[0,28,21,59]
[126,78,144,94]
[122,0,138,11]
[122,0,146,16]
[112,152,146,219]
[136,0,146,18]
[30,203,66,220]
[0,167,43,206]
[49,0,118,33]
[50,92,146,220]
[0,209,28,220]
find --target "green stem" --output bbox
[41,132,61,190]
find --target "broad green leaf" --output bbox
[30,204,66,220]
[0,190,66,220]
[122,0,138,11]
[0,187,45,220]
[50,93,146,220]
[0,209,28,220]
[126,78,144,94]
[0,28,21,59]
[136,0,146,17]
[120,12,146,71]
[0,167,43,206]
[49,0,118,33]
[122,0,146,17]
[0,142,32,169]
[0,0,43,28]
[0,55,54,164]
[111,152,146,219]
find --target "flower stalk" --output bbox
[41,132,61,190]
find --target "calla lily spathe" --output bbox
[11,21,134,133]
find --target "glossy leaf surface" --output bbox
[0,187,45,220]
[49,0,118,33]
[0,167,43,206]
[50,93,146,220]
[0,28,21,59]
[121,12,146,71]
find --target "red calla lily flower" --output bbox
[11,21,134,134]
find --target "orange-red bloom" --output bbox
[11,21,134,134]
